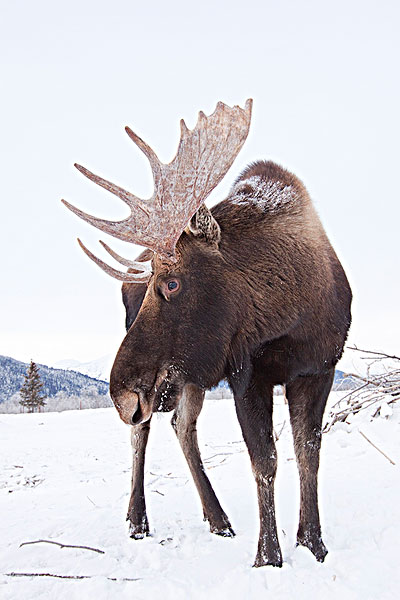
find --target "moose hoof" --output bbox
[128,516,150,539]
[253,543,283,568]
[212,525,235,538]
[207,514,235,537]
[296,532,328,562]
[253,554,283,568]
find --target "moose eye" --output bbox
[167,279,179,292]
[159,278,181,300]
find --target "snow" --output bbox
[1,393,399,599]
[231,176,296,212]
[53,355,114,382]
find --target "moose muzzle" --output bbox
[111,388,153,426]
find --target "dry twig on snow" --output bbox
[19,539,105,554]
[359,431,396,465]
[5,572,141,581]
[324,346,400,432]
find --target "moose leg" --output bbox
[286,370,334,562]
[171,383,234,537]
[127,419,151,538]
[234,379,282,567]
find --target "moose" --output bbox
[62,99,352,567]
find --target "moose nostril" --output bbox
[131,402,143,425]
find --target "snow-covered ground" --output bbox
[1,393,399,599]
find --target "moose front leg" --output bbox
[286,370,334,562]
[234,379,282,567]
[171,384,234,537]
[127,419,151,539]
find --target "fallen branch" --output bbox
[149,472,186,480]
[5,572,141,581]
[324,346,400,432]
[347,346,400,361]
[359,431,396,466]
[343,372,382,388]
[207,457,228,469]
[204,452,235,463]
[274,420,286,442]
[19,539,105,554]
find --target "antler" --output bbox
[77,239,152,283]
[62,99,252,277]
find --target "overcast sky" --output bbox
[1,0,399,374]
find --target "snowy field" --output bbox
[1,393,399,600]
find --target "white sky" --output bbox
[1,0,399,373]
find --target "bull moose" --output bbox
[62,99,352,567]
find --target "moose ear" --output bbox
[188,204,221,245]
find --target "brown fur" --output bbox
[115,160,352,567]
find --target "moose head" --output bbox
[62,100,253,425]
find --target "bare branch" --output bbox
[274,420,286,442]
[324,346,400,432]
[19,539,105,554]
[359,431,396,465]
[5,572,141,581]
[347,346,400,361]
[343,372,383,388]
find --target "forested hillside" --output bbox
[0,355,109,403]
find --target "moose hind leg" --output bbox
[235,380,282,567]
[171,384,234,537]
[286,370,334,562]
[127,420,151,539]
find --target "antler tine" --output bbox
[61,198,141,243]
[180,119,189,135]
[99,240,151,271]
[74,163,150,215]
[163,98,253,213]
[77,239,151,283]
[125,127,161,184]
[244,98,253,113]
[64,99,253,266]
[62,197,178,259]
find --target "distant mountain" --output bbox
[54,355,113,382]
[0,355,109,403]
